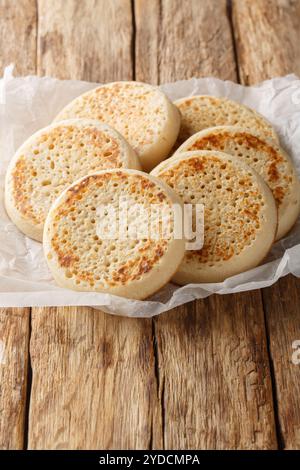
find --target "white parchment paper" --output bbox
[1,66,300,317]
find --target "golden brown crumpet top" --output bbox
[54,81,181,172]
[176,126,300,240]
[174,95,278,146]
[43,169,185,299]
[151,151,277,284]
[5,119,141,241]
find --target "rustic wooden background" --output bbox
[0,0,300,450]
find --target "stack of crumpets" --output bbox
[5,82,300,297]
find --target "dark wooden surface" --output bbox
[0,0,299,449]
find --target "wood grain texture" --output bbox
[233,0,300,449]
[37,0,133,81]
[135,0,277,450]
[135,0,237,84]
[263,276,300,449]
[155,295,276,449]
[28,308,157,449]
[232,0,300,84]
[29,0,160,450]
[0,308,30,449]
[0,0,37,75]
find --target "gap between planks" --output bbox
[23,307,33,450]
[130,0,165,448]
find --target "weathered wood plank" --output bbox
[0,0,36,450]
[0,308,30,449]
[28,0,159,450]
[155,295,276,449]
[262,276,300,449]
[29,307,156,449]
[232,0,300,84]
[37,0,133,81]
[135,0,277,449]
[135,0,236,84]
[233,0,300,449]
[0,0,37,75]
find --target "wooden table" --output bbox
[0,0,300,450]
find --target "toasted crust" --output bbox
[174,95,279,146]
[54,81,181,171]
[176,126,300,240]
[151,151,277,284]
[43,169,186,299]
[5,119,141,242]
